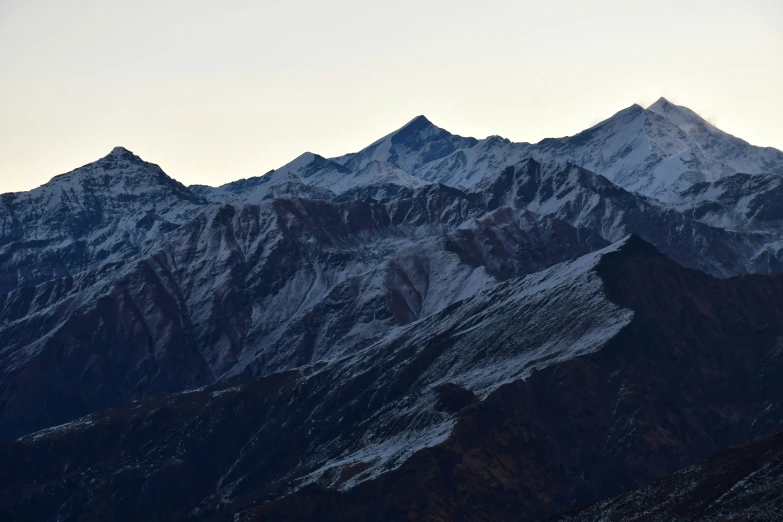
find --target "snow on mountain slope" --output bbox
[333,115,532,188]
[248,236,783,522]
[528,98,783,199]
[192,98,783,206]
[0,147,206,293]
[6,148,783,439]
[3,237,636,521]
[332,161,428,193]
[475,158,783,276]
[667,172,783,232]
[9,233,783,522]
[0,182,605,439]
[192,169,336,204]
[323,99,783,199]
[192,153,426,203]
[647,97,783,177]
[191,153,342,203]
[278,237,634,491]
[5,101,783,521]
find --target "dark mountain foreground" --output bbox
[558,428,783,521]
[4,237,783,522]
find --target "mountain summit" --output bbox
[528,98,783,198]
[0,148,205,292]
[188,99,783,202]
[332,99,783,199]
[4,98,783,522]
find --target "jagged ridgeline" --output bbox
[2,99,783,521]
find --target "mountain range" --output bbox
[3,98,783,521]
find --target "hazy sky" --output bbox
[1,0,782,193]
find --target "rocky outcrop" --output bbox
[477,159,783,276]
[5,100,783,522]
[0,147,206,294]
[242,236,783,521]
[4,238,783,521]
[0,238,636,521]
[558,429,783,521]
[0,184,603,439]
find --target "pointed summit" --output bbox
[646,97,678,114]
[105,146,138,159]
[101,146,143,165]
[400,115,434,129]
[391,115,438,143]
[645,97,719,134]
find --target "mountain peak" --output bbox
[603,103,645,122]
[392,115,436,139]
[406,115,433,127]
[646,97,680,115]
[645,97,721,135]
[101,146,143,165]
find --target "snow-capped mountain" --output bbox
[5,99,783,522]
[191,168,336,204]
[0,147,206,293]
[667,171,783,232]
[1,238,640,519]
[192,99,783,206]
[7,236,783,522]
[475,158,783,276]
[5,150,783,440]
[0,182,605,439]
[331,115,530,188]
[192,153,343,203]
[193,153,426,204]
[528,97,783,199]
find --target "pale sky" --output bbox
[1,0,782,193]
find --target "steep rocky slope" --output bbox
[322,99,783,199]
[476,158,783,276]
[558,429,783,521]
[242,235,783,521]
[0,147,207,294]
[4,151,783,441]
[4,99,783,522]
[4,238,783,522]
[668,171,783,232]
[529,98,783,198]
[193,153,425,203]
[0,184,604,439]
[332,115,531,188]
[0,238,635,521]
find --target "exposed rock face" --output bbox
[0,183,604,439]
[4,99,783,522]
[325,99,783,198]
[476,159,783,276]
[670,172,783,233]
[0,147,206,294]
[1,239,637,521]
[241,236,783,521]
[4,151,783,442]
[558,429,783,521]
[528,98,783,199]
[4,238,783,522]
